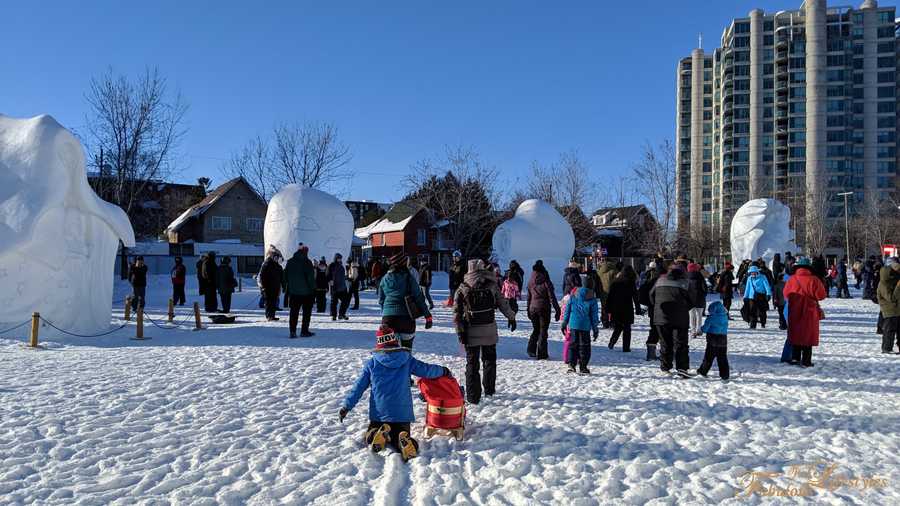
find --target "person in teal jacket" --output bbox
[560,287,599,374]
[339,325,449,461]
[379,253,433,349]
[743,265,772,329]
[697,300,730,380]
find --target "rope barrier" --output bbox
[39,317,128,338]
[144,312,194,330]
[0,320,31,335]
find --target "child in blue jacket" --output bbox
[339,324,449,461]
[697,300,730,380]
[560,287,599,375]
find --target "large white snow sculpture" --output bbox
[492,199,575,289]
[730,198,798,265]
[0,114,135,334]
[264,185,355,263]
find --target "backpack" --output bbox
[462,281,496,325]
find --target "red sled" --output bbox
[418,375,465,440]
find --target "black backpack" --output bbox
[462,282,496,325]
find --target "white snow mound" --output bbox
[492,199,574,288]
[0,113,135,334]
[730,198,798,265]
[264,185,355,262]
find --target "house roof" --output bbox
[358,201,425,235]
[592,204,648,217]
[165,177,259,233]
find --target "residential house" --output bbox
[165,177,267,245]
[591,205,659,259]
[356,201,435,265]
[88,175,206,240]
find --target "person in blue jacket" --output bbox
[697,300,730,380]
[339,324,449,461]
[560,286,599,375]
[743,264,772,329]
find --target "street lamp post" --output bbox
[838,191,853,263]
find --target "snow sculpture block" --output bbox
[492,199,575,289]
[730,198,798,265]
[264,185,354,263]
[0,114,135,334]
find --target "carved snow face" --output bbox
[492,199,575,289]
[730,198,798,265]
[0,114,135,334]
[264,185,354,263]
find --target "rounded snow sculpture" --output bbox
[264,185,355,262]
[0,114,135,335]
[492,199,575,289]
[730,198,798,265]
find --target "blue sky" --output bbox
[3,1,892,205]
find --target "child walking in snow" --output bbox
[560,287,599,375]
[697,300,730,380]
[339,324,451,461]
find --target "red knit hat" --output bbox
[375,324,402,352]
[687,263,701,273]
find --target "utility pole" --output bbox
[838,191,853,263]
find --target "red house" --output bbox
[362,201,434,263]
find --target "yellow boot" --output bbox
[398,431,419,462]
[364,424,391,453]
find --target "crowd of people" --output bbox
[126,242,900,461]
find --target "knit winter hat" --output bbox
[687,263,701,273]
[388,252,406,268]
[748,265,760,274]
[795,257,812,267]
[374,324,402,352]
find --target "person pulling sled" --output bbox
[339,325,451,461]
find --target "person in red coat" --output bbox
[783,258,826,367]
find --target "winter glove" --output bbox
[424,315,434,330]
[442,366,453,377]
[339,408,348,423]
[508,319,517,332]
[592,327,599,340]
[554,309,561,322]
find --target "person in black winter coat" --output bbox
[129,256,149,311]
[448,253,467,306]
[315,258,329,313]
[773,272,788,330]
[716,263,736,318]
[217,256,237,313]
[327,254,351,320]
[258,247,284,321]
[201,252,219,312]
[686,263,707,336]
[606,266,640,352]
[196,254,207,296]
[562,261,583,296]
[418,263,434,310]
[649,267,693,375]
[638,262,665,361]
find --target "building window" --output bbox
[245,217,263,232]
[878,56,894,68]
[417,229,426,246]
[878,26,894,38]
[210,216,232,231]
[879,11,893,24]
[381,234,386,247]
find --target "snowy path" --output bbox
[1,275,898,505]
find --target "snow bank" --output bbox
[264,185,355,262]
[492,199,574,288]
[0,114,135,334]
[730,198,798,265]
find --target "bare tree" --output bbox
[222,122,351,199]
[632,140,677,255]
[222,135,275,201]
[801,190,837,257]
[404,146,500,258]
[849,194,900,257]
[84,66,188,223]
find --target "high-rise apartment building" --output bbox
[677,0,898,245]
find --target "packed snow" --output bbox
[730,199,798,268]
[493,199,575,288]
[1,274,898,505]
[264,185,355,262]
[0,114,135,335]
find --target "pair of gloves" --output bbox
[338,366,453,422]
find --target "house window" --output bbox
[211,216,232,231]
[417,229,427,246]
[245,218,263,232]
[381,234,386,247]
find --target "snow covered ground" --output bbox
[1,274,898,505]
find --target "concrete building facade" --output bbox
[676,0,899,246]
